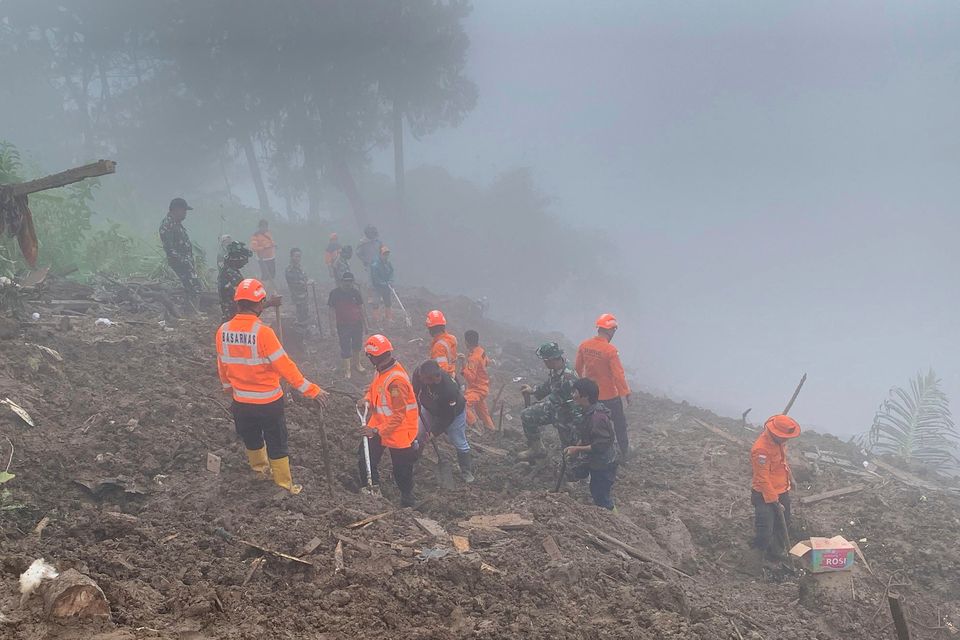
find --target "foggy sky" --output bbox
[375,1,960,436]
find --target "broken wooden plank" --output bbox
[334,541,345,574]
[414,517,449,539]
[542,534,562,561]
[691,417,747,446]
[452,535,470,553]
[470,441,508,457]
[345,510,395,529]
[334,533,377,555]
[300,537,323,557]
[872,459,949,492]
[206,453,221,474]
[32,516,50,538]
[8,160,117,198]
[458,513,534,530]
[799,483,867,505]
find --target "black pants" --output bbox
[601,397,629,455]
[358,434,416,496]
[232,398,289,459]
[589,465,617,510]
[294,302,310,325]
[751,489,791,553]
[337,322,363,359]
[259,259,276,281]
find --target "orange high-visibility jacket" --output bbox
[462,346,491,397]
[575,335,631,401]
[365,361,418,448]
[430,332,458,377]
[751,430,791,503]
[249,231,276,260]
[216,313,319,404]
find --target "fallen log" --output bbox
[9,160,117,198]
[42,569,110,619]
[458,513,534,530]
[346,510,396,529]
[578,524,695,580]
[799,484,866,505]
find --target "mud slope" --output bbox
[1,285,958,639]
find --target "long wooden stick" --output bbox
[274,304,284,343]
[310,283,324,337]
[782,373,807,415]
[317,408,335,498]
[7,160,116,197]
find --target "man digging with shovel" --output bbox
[357,334,419,507]
[412,359,474,484]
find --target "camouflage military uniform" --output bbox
[218,265,244,321]
[159,214,200,299]
[285,263,310,325]
[521,362,581,447]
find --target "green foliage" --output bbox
[867,369,959,468]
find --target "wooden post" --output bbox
[782,373,807,415]
[887,593,912,640]
[317,408,335,498]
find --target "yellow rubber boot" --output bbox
[245,447,271,478]
[269,457,302,494]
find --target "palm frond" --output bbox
[868,369,959,468]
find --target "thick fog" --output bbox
[2,1,958,438]
[372,1,960,436]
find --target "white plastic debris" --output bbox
[94,318,114,327]
[19,558,59,604]
[31,312,40,320]
[862,461,869,468]
[0,277,12,287]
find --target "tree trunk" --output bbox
[332,156,368,230]
[241,132,271,214]
[304,144,321,220]
[393,100,405,216]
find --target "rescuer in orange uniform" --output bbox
[249,219,277,285]
[575,313,631,458]
[359,334,420,506]
[459,330,495,430]
[426,310,458,378]
[750,414,801,558]
[216,278,329,494]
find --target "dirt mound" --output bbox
[1,283,959,638]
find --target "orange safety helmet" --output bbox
[764,414,801,439]
[234,278,267,302]
[364,334,394,357]
[425,309,447,328]
[596,313,618,330]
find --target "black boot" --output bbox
[457,450,475,483]
[400,491,416,507]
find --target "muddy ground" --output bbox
[1,281,959,639]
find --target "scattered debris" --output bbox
[19,558,58,606]
[242,557,266,586]
[206,452,222,475]
[26,343,62,361]
[334,541,345,574]
[2,398,34,427]
[418,548,451,562]
[213,528,313,566]
[32,516,50,538]
[691,417,747,446]
[789,536,857,572]
[452,535,470,553]
[414,517,450,540]
[300,537,323,557]
[346,510,396,529]
[542,535,562,561]
[458,513,534,531]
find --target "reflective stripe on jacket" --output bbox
[751,430,791,503]
[575,335,631,401]
[216,313,319,404]
[430,333,458,377]
[365,361,418,448]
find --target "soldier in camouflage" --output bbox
[159,197,201,313]
[284,247,311,327]
[218,241,252,320]
[517,342,581,461]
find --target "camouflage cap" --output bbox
[535,342,564,360]
[226,241,253,260]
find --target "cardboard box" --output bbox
[789,535,856,573]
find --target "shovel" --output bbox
[776,504,792,553]
[310,283,324,338]
[552,451,568,493]
[388,284,413,327]
[356,404,381,497]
